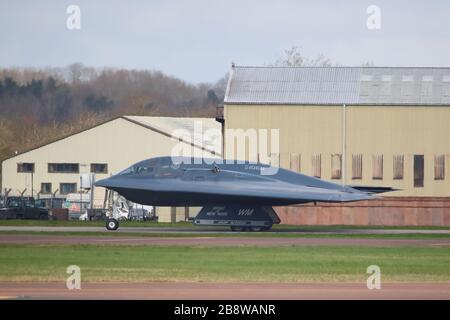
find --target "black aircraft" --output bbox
[96,156,394,231]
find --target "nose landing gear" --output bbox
[106,218,119,231]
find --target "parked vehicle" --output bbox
[0,196,49,220]
[129,204,156,221]
[79,209,107,221]
[63,193,90,220]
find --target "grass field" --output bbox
[0,244,449,283]
[1,230,450,239]
[0,219,449,230]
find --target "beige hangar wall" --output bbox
[2,117,216,222]
[224,104,450,197]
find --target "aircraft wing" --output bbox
[96,176,374,206]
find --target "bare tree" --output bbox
[0,64,227,164]
[361,60,375,66]
[273,46,334,67]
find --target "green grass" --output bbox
[0,219,449,230]
[0,230,449,239]
[0,244,449,283]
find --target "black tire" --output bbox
[251,226,272,232]
[106,218,119,231]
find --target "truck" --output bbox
[0,196,50,220]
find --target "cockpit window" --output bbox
[136,167,154,174]
[118,164,154,175]
[118,167,133,175]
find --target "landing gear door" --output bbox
[194,205,280,228]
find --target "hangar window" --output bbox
[48,163,79,173]
[352,154,363,180]
[290,153,301,172]
[41,183,52,194]
[372,155,383,180]
[414,155,424,188]
[91,163,108,174]
[312,154,321,178]
[60,183,77,195]
[331,154,342,179]
[393,155,404,180]
[435,155,445,180]
[17,163,34,173]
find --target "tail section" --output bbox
[349,186,399,194]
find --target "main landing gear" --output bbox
[230,226,271,232]
[106,218,119,231]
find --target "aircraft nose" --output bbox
[95,177,114,188]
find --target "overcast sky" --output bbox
[1,0,449,83]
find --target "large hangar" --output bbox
[221,65,450,226]
[1,116,221,222]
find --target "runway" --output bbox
[0,225,449,235]
[1,234,450,247]
[1,282,450,300]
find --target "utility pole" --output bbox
[90,174,95,209]
[31,171,34,199]
[342,104,347,186]
[51,189,59,209]
[80,175,83,216]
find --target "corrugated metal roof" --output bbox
[224,66,450,105]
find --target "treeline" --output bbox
[0,64,227,165]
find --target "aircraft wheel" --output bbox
[106,218,119,231]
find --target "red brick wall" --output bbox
[274,197,450,226]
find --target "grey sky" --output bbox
[1,0,449,83]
